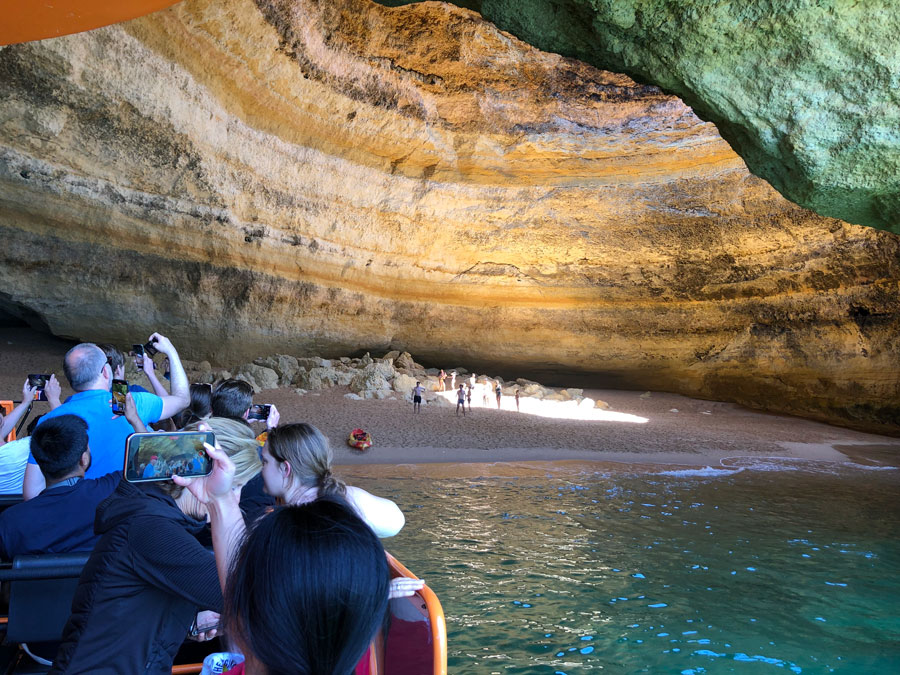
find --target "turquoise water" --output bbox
[353,461,900,674]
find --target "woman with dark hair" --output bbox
[177,445,422,675]
[174,383,213,429]
[261,423,405,538]
[227,500,390,674]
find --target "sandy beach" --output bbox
[3,326,898,472]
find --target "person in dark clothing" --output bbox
[49,479,221,675]
[50,425,262,675]
[0,415,118,560]
[210,380,280,520]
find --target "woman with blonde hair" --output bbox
[51,417,262,674]
[260,423,405,538]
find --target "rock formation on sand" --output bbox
[0,0,898,432]
[381,0,900,235]
[167,349,603,410]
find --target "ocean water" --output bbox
[352,460,900,674]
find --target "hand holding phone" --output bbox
[190,610,220,638]
[111,379,128,416]
[124,431,215,482]
[247,404,271,422]
[27,374,50,402]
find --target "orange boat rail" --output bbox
[387,552,448,675]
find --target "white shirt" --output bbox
[0,437,31,494]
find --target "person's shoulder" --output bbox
[86,472,122,493]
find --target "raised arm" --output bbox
[44,374,62,410]
[141,354,170,399]
[344,485,406,538]
[123,393,148,433]
[174,442,246,592]
[147,332,189,420]
[0,380,37,441]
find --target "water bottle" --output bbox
[199,652,245,674]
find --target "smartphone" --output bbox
[143,340,159,357]
[27,374,49,402]
[111,379,128,416]
[190,611,220,636]
[247,404,271,421]
[124,431,215,482]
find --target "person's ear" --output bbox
[282,461,292,478]
[242,408,250,420]
[80,449,91,470]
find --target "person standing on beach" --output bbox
[438,369,446,391]
[515,389,520,412]
[456,384,466,417]
[450,371,456,391]
[412,381,425,413]
[466,383,473,411]
[495,382,502,409]
[482,382,489,407]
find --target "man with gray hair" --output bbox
[22,332,190,499]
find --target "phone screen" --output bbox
[143,340,159,357]
[124,431,215,482]
[111,379,128,416]
[247,404,270,421]
[27,374,49,402]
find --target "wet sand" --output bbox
[2,326,899,470]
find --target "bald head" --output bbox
[63,343,108,391]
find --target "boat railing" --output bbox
[0,551,446,674]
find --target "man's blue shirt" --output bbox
[30,390,163,478]
[0,472,120,560]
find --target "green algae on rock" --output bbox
[379,0,900,235]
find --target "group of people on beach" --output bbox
[0,334,420,674]
[419,369,520,416]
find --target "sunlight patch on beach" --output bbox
[434,391,648,424]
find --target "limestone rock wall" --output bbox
[382,0,900,235]
[0,0,898,432]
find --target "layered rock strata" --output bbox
[383,0,900,234]
[0,0,898,431]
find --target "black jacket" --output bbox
[50,479,222,674]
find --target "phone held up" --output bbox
[247,403,271,422]
[124,431,215,483]
[111,379,129,416]
[190,611,220,637]
[132,340,159,361]
[27,374,50,402]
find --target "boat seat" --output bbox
[0,496,22,517]
[0,553,88,673]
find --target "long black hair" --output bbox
[224,498,390,674]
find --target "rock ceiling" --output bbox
[381,0,900,235]
[0,0,897,431]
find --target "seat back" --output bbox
[0,495,23,516]
[1,553,89,644]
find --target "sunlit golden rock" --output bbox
[0,0,897,431]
